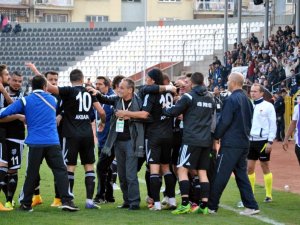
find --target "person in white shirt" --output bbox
[247,83,277,203]
[283,103,300,165]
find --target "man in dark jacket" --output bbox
[267,65,279,91]
[162,72,215,215]
[88,78,144,210]
[115,69,177,211]
[93,76,117,204]
[274,90,285,141]
[208,72,260,216]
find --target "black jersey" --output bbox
[142,91,173,139]
[3,89,26,140]
[58,86,97,138]
[52,93,63,116]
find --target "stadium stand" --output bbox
[59,21,265,84]
[0,26,126,87]
[0,20,265,87]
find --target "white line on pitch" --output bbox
[220,204,285,225]
[138,178,284,225]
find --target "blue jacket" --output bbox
[0,90,59,146]
[214,89,253,148]
[97,88,115,149]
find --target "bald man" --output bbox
[208,73,260,215]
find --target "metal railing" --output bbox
[271,71,300,93]
[35,0,74,7]
[194,0,234,11]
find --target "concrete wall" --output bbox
[20,16,266,30]
[71,0,194,22]
[147,0,194,21]
[71,0,121,22]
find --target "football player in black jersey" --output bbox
[0,71,26,209]
[0,65,14,211]
[45,69,106,209]
[27,63,106,209]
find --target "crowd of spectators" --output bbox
[208,25,300,96]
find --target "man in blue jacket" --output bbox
[94,75,117,204]
[0,76,78,212]
[208,72,259,216]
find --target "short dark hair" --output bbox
[0,64,7,77]
[163,73,170,83]
[70,69,83,82]
[12,71,22,77]
[190,72,204,85]
[122,78,135,92]
[185,73,192,78]
[112,75,125,89]
[96,76,110,87]
[45,71,58,78]
[32,75,47,90]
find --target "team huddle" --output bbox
[0,63,279,215]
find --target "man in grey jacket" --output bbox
[88,78,144,210]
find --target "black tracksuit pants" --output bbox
[208,146,259,211]
[20,145,73,206]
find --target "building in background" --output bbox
[32,0,74,23]
[0,0,296,23]
[0,0,29,22]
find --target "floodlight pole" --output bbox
[237,0,242,44]
[296,0,300,36]
[264,0,269,48]
[143,0,147,85]
[224,0,228,53]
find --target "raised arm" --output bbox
[25,62,59,95]
[140,84,176,95]
[163,94,189,117]
[0,99,24,119]
[86,86,118,105]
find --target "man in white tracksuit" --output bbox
[247,83,276,203]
